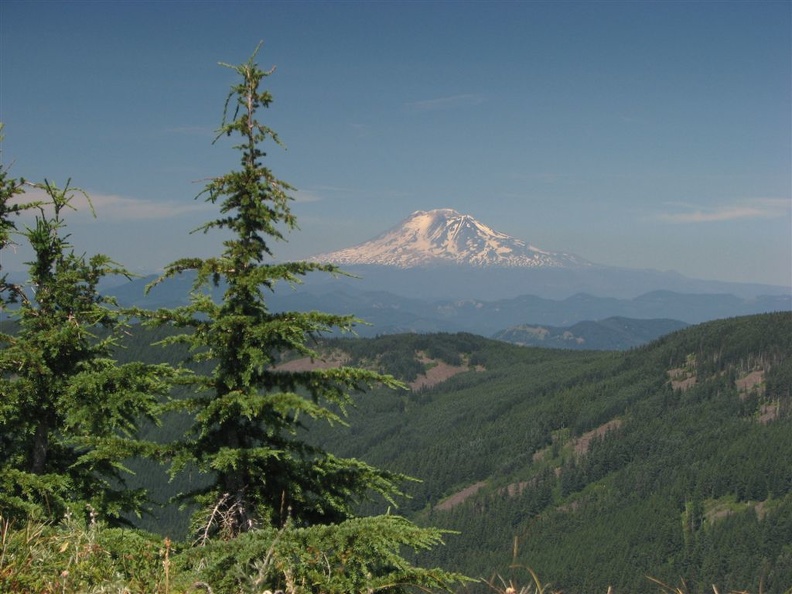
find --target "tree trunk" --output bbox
[30,419,49,475]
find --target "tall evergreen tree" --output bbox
[0,181,173,522]
[146,43,409,537]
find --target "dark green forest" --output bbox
[302,313,792,593]
[94,311,792,592]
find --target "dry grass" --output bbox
[647,576,754,594]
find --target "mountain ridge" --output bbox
[493,316,689,350]
[102,274,791,338]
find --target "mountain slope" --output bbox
[104,313,792,590]
[311,208,590,268]
[302,312,792,593]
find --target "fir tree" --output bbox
[146,43,467,592]
[0,181,173,522]
[147,43,409,537]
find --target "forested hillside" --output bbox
[298,312,792,593]
[5,308,790,592]
[114,312,792,592]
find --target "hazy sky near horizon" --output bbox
[1,1,790,287]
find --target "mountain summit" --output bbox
[311,208,591,269]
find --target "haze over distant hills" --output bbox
[493,316,689,350]
[7,208,784,343]
[90,208,790,341]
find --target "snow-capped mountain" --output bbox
[311,208,591,269]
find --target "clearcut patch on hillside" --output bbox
[437,419,626,512]
[736,369,764,395]
[758,403,780,424]
[704,495,772,524]
[572,419,623,457]
[435,481,487,511]
[276,349,484,391]
[275,350,350,371]
[408,352,483,390]
[668,367,697,391]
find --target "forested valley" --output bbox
[99,311,792,592]
[290,313,792,593]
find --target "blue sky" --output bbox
[1,1,790,287]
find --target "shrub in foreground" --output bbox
[0,514,467,594]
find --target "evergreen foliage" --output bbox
[103,315,791,591]
[144,43,409,535]
[298,314,792,593]
[0,181,173,523]
[177,514,465,594]
[122,44,466,592]
[1,47,466,592]
[0,511,468,594]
